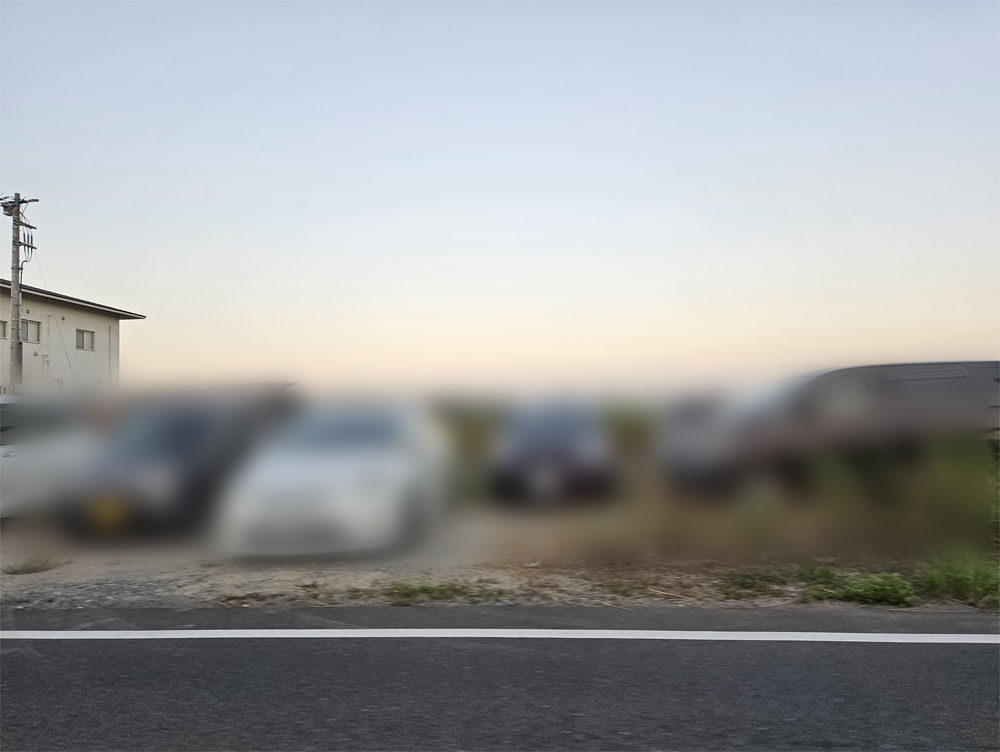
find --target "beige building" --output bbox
[1,279,144,394]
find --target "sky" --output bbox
[1,0,997,393]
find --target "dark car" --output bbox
[487,403,618,503]
[659,361,1000,495]
[63,386,294,534]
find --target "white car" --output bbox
[214,402,451,555]
[0,397,103,519]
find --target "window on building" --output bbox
[21,320,40,343]
[0,321,7,339]
[76,329,95,351]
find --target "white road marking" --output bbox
[1,629,997,643]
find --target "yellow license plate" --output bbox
[87,494,132,532]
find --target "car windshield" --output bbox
[505,406,598,446]
[109,406,216,460]
[277,408,401,451]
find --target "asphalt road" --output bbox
[2,606,998,751]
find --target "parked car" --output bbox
[213,401,452,555]
[0,396,103,519]
[487,402,617,503]
[659,361,1000,495]
[62,386,293,534]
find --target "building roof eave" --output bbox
[0,278,145,320]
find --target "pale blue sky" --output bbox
[2,1,997,389]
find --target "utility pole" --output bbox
[1,193,38,394]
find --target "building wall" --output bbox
[0,290,122,394]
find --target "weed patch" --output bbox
[916,556,999,608]
[837,573,914,606]
[719,569,789,598]
[2,556,62,575]
[798,568,914,606]
[382,581,507,606]
[797,563,841,587]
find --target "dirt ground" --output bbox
[0,508,986,611]
[0,509,786,609]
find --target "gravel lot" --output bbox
[1,510,989,612]
[0,511,767,609]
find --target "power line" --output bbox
[31,247,76,386]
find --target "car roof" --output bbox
[800,360,998,382]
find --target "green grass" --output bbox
[796,563,842,587]
[797,567,915,606]
[382,581,507,606]
[2,556,61,575]
[798,558,999,608]
[915,555,999,608]
[837,573,914,606]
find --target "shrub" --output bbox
[837,572,914,606]
[797,566,914,606]
[916,556,999,608]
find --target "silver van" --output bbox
[659,361,999,494]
